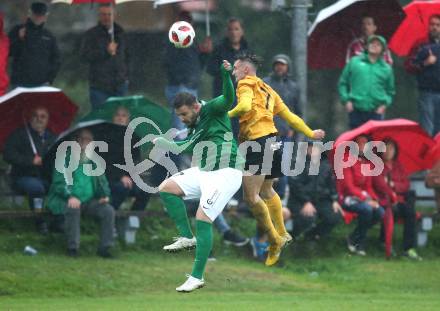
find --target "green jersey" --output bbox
[156,66,244,171]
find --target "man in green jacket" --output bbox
[338,35,395,129]
[47,129,115,258]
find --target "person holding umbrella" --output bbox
[405,14,440,137]
[8,2,60,88]
[3,107,57,234]
[346,16,393,65]
[80,3,129,110]
[339,135,384,256]
[338,35,395,129]
[105,106,150,211]
[372,138,421,260]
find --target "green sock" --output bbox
[159,192,193,238]
[191,220,213,280]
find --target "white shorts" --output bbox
[170,167,243,221]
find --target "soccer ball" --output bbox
[168,21,195,48]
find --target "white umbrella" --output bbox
[154,0,211,36]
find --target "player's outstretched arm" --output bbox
[227,84,252,118]
[277,109,325,140]
[152,137,194,154]
[208,61,235,113]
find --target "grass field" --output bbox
[1,213,440,311]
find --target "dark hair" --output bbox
[173,92,197,109]
[430,14,440,22]
[355,134,371,142]
[362,15,375,23]
[382,138,399,160]
[99,3,112,8]
[227,17,243,28]
[236,52,262,68]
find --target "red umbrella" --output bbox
[308,0,405,70]
[389,0,440,57]
[333,119,435,175]
[0,87,78,152]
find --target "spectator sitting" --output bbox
[0,12,9,95]
[207,17,250,98]
[346,15,393,65]
[8,2,60,87]
[372,139,421,260]
[3,107,56,234]
[338,35,395,129]
[287,141,344,240]
[46,129,115,258]
[263,53,300,199]
[80,4,129,110]
[339,135,385,256]
[425,157,440,215]
[404,14,440,137]
[105,106,150,210]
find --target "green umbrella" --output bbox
[82,95,171,156]
[82,95,171,138]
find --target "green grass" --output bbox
[0,215,440,310]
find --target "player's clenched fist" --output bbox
[222,60,232,71]
[312,129,325,140]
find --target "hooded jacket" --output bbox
[338,36,395,112]
[0,13,9,95]
[8,18,60,86]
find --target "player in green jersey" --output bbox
[153,61,243,293]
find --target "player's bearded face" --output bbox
[176,104,199,127]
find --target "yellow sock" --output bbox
[265,193,288,236]
[250,200,281,245]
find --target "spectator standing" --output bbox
[338,35,395,129]
[405,15,440,137]
[207,18,250,97]
[339,135,384,256]
[263,54,300,198]
[8,2,60,87]
[372,139,421,260]
[0,13,9,95]
[287,142,343,240]
[3,107,56,234]
[80,4,129,110]
[346,16,393,65]
[47,129,115,258]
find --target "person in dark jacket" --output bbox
[207,18,250,98]
[105,106,150,210]
[8,2,60,87]
[0,12,9,95]
[3,107,56,233]
[372,139,421,260]
[263,54,300,199]
[405,14,440,137]
[80,4,129,110]
[287,142,343,240]
[46,129,115,258]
